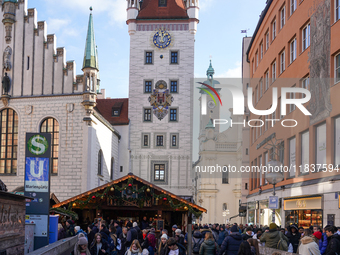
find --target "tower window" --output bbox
[170,133,179,149]
[156,135,164,146]
[145,52,153,64]
[154,164,165,181]
[110,157,114,180]
[171,51,178,64]
[144,108,152,122]
[145,81,152,93]
[169,109,177,121]
[159,0,167,7]
[170,81,178,93]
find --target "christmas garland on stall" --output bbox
[51,207,79,220]
[62,178,202,218]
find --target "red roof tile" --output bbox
[96,98,129,126]
[137,0,188,20]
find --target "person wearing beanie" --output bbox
[218,224,243,255]
[158,234,168,255]
[260,223,289,250]
[175,229,185,246]
[133,222,138,228]
[298,229,321,255]
[66,219,75,237]
[74,236,91,255]
[146,227,157,255]
[286,224,301,253]
[172,225,177,238]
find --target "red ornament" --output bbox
[92,196,96,199]
[163,197,167,201]
[175,209,178,211]
[128,184,132,187]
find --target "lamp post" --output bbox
[265,160,284,223]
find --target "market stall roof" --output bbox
[52,173,206,214]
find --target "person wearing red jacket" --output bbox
[147,228,157,255]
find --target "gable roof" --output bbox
[52,173,206,214]
[95,98,129,126]
[137,0,188,20]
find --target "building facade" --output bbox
[127,0,199,196]
[245,0,340,227]
[194,62,243,224]
[0,0,126,201]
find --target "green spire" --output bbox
[83,8,98,70]
[205,119,215,129]
[2,0,17,4]
[206,60,214,79]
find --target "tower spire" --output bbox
[206,59,215,80]
[83,7,98,70]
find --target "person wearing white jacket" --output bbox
[298,236,321,255]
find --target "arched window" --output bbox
[110,157,114,180]
[98,150,103,175]
[223,203,228,211]
[40,118,59,174]
[0,108,18,174]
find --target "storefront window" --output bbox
[248,202,256,224]
[285,210,322,228]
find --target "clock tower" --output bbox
[198,60,221,142]
[127,0,199,197]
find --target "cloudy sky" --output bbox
[27,0,266,98]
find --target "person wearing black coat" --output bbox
[286,224,301,253]
[119,227,128,255]
[66,219,75,237]
[114,221,122,238]
[218,225,243,255]
[141,217,149,230]
[126,222,138,249]
[324,226,340,255]
[88,225,96,248]
[164,237,186,255]
[99,223,110,242]
[90,233,110,255]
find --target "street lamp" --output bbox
[265,160,284,223]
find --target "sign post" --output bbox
[24,133,51,250]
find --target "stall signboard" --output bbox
[269,196,279,209]
[24,133,51,250]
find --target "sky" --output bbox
[27,0,267,161]
[27,0,266,98]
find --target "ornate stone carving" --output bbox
[3,46,12,71]
[25,105,33,115]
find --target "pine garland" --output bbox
[51,207,79,220]
[60,178,202,218]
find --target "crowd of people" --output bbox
[57,218,340,255]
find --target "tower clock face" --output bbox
[208,100,216,109]
[153,29,171,49]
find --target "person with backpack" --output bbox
[126,222,138,250]
[199,232,219,255]
[192,229,204,254]
[109,224,122,255]
[324,226,340,255]
[260,223,289,251]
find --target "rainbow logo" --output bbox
[197,82,222,115]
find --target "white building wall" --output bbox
[114,125,130,178]
[128,26,194,196]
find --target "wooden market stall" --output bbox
[52,173,206,234]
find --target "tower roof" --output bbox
[137,0,188,20]
[83,10,98,70]
[205,119,215,129]
[206,60,215,77]
[2,0,17,4]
